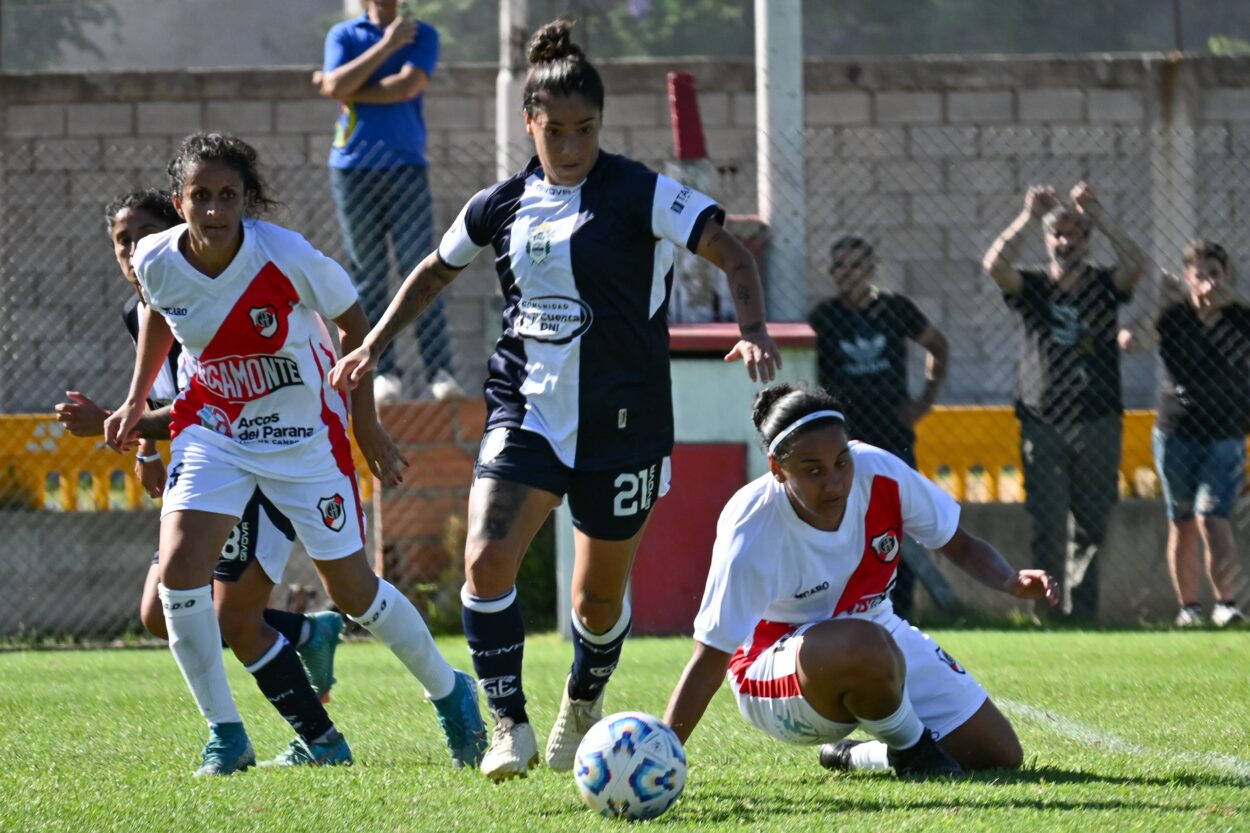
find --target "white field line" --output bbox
[999,698,1250,780]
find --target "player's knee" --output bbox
[998,735,1024,769]
[139,595,167,640]
[806,619,901,682]
[463,543,519,598]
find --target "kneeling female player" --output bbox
[664,383,1057,776]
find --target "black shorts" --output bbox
[473,427,671,541]
[212,488,297,583]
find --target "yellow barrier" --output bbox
[915,407,1187,502]
[0,414,374,511]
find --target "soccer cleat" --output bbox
[262,729,354,767]
[373,373,403,405]
[431,670,488,768]
[430,369,465,402]
[544,676,605,771]
[297,610,345,704]
[818,739,863,772]
[480,717,539,782]
[1174,605,1204,628]
[1211,603,1246,628]
[194,722,256,777]
[886,730,963,778]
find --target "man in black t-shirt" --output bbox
[983,183,1145,620]
[810,236,950,619]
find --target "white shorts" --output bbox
[731,613,988,744]
[162,434,366,561]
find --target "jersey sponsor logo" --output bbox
[249,305,279,338]
[513,295,593,343]
[235,413,315,444]
[847,588,891,614]
[526,222,553,264]
[317,494,346,532]
[670,187,691,214]
[162,306,189,317]
[935,646,967,675]
[199,403,233,437]
[196,354,303,403]
[794,580,830,599]
[870,529,900,563]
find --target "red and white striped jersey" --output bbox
[133,219,359,480]
[693,443,960,665]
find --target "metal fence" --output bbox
[2,124,1249,639]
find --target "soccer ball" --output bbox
[573,711,687,821]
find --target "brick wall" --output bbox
[4,54,1250,412]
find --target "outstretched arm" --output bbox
[663,641,731,744]
[694,219,781,383]
[329,251,461,392]
[938,527,1058,605]
[1071,182,1146,294]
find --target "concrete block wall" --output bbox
[3,53,1250,413]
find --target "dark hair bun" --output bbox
[752,383,798,431]
[528,18,583,65]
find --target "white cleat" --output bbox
[544,678,605,771]
[1211,603,1246,628]
[480,716,539,782]
[1174,605,1203,628]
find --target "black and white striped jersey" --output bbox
[439,152,723,470]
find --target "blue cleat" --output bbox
[194,722,256,776]
[431,669,488,768]
[297,610,345,704]
[263,728,354,767]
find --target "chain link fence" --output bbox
[2,122,1249,639]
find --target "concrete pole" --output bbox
[497,0,529,179]
[754,0,806,322]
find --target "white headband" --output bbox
[767,410,846,456]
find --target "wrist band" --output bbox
[136,452,162,464]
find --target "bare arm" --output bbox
[332,301,407,487]
[1071,182,1146,294]
[318,16,416,100]
[663,641,731,744]
[103,309,174,450]
[694,219,781,383]
[914,323,948,409]
[938,527,1058,605]
[983,186,1057,294]
[340,65,428,104]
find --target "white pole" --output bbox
[754,0,806,322]
[497,0,529,179]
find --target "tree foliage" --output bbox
[1,0,122,71]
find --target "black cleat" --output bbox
[886,730,963,778]
[818,739,863,772]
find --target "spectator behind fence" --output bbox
[317,0,461,403]
[808,236,949,620]
[983,182,1146,621]
[1119,241,1248,628]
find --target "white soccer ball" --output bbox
[573,711,687,821]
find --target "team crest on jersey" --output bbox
[197,355,303,403]
[935,646,966,674]
[525,222,553,264]
[317,494,346,532]
[198,404,233,436]
[513,295,593,344]
[249,305,279,338]
[870,529,900,563]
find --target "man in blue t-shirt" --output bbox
[317,0,460,402]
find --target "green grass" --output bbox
[1,631,1247,832]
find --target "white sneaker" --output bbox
[429,369,465,402]
[1211,603,1246,628]
[480,716,539,782]
[373,373,403,404]
[544,677,604,771]
[1174,605,1203,628]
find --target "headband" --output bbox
[767,410,846,456]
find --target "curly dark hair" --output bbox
[752,383,846,459]
[167,132,279,217]
[104,188,180,231]
[523,18,605,116]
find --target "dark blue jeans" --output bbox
[329,164,451,381]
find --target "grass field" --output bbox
[1,630,1247,833]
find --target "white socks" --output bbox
[857,696,924,751]
[351,579,455,700]
[159,584,241,726]
[849,740,891,771]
